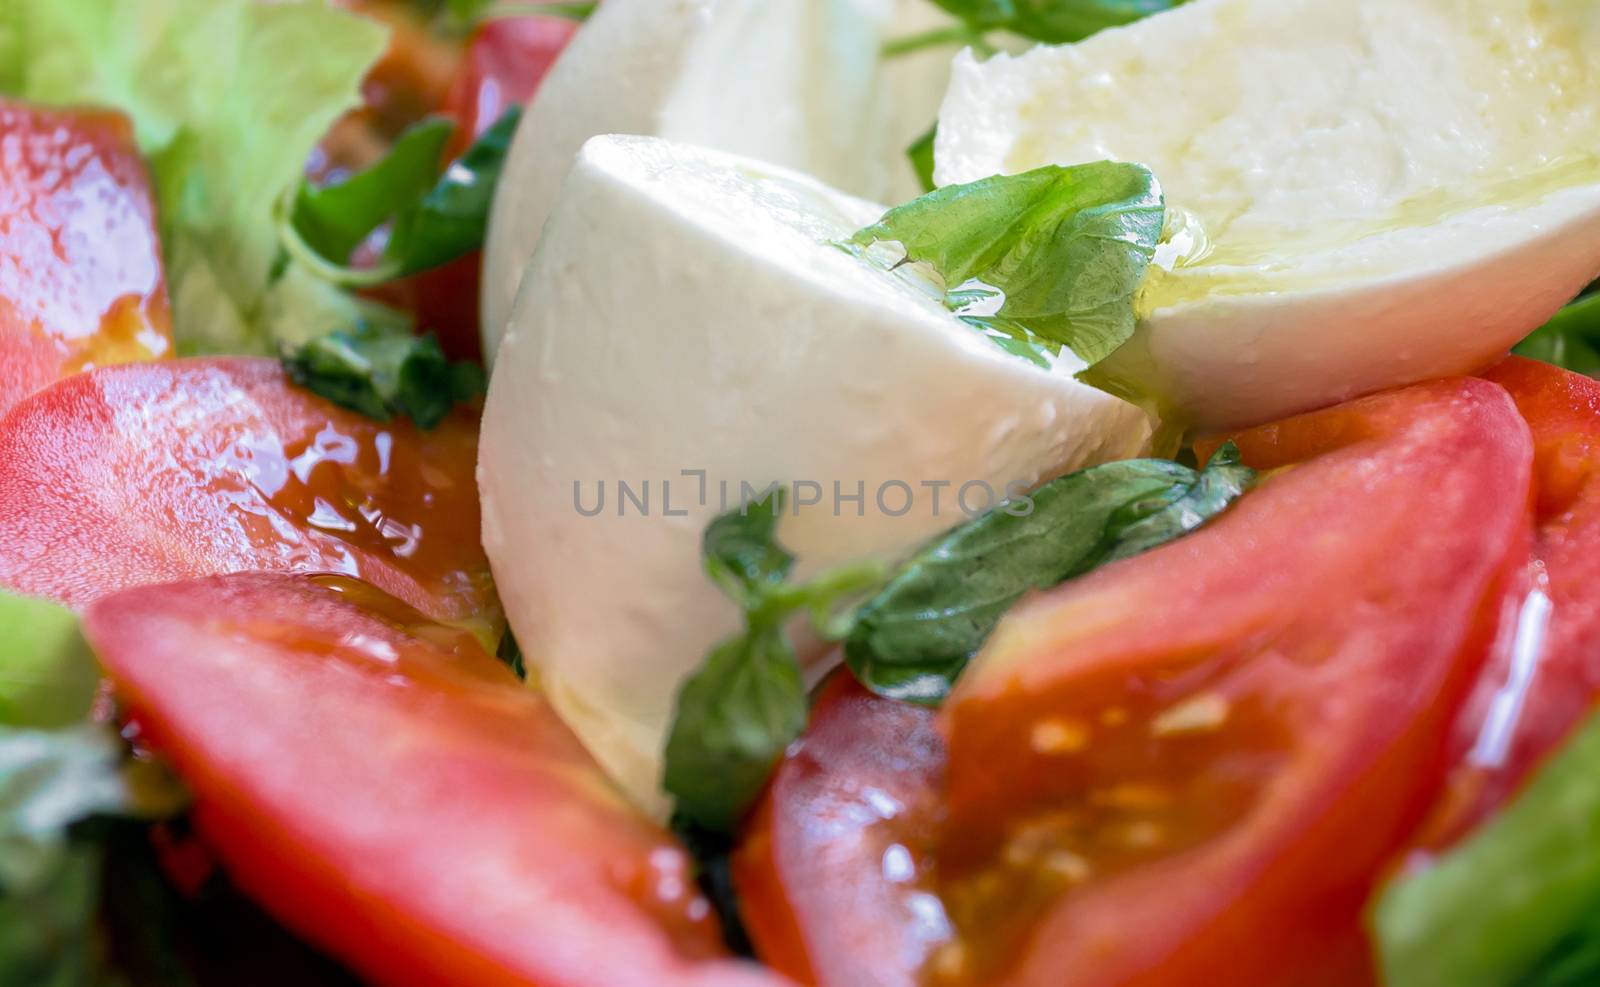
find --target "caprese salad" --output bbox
[2,1,1599,985]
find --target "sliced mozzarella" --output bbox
[482,0,969,359]
[478,135,1149,813]
[936,0,1600,429]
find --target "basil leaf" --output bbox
[283,322,486,429]
[384,107,521,276]
[1376,709,1600,987]
[662,627,807,833]
[930,0,1187,42]
[907,124,938,195]
[289,117,456,267]
[702,492,795,606]
[1514,289,1600,378]
[496,630,527,681]
[848,162,1164,365]
[846,444,1253,704]
[0,843,118,987]
[664,490,883,832]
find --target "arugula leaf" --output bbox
[929,0,1187,43]
[281,108,523,288]
[846,444,1253,704]
[282,321,486,430]
[1514,289,1600,378]
[663,491,882,832]
[0,593,98,730]
[847,162,1164,365]
[1,0,388,355]
[907,124,938,195]
[1375,708,1600,987]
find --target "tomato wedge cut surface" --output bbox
[84,572,788,987]
[0,100,172,416]
[736,673,947,987]
[1421,357,1600,844]
[935,378,1531,986]
[0,357,490,621]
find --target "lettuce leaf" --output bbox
[0,0,388,354]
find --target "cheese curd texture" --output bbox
[937,0,1600,428]
[479,135,1149,813]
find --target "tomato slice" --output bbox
[735,672,947,987]
[0,100,172,416]
[84,572,787,987]
[0,357,491,621]
[1420,357,1600,844]
[935,378,1530,986]
[740,378,1533,987]
[442,14,576,158]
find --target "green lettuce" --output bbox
[0,0,388,354]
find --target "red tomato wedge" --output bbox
[935,378,1531,986]
[443,14,577,158]
[1420,357,1600,844]
[0,100,172,416]
[736,673,947,987]
[739,378,1534,987]
[0,357,491,621]
[83,572,789,987]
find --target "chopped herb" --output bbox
[282,322,486,429]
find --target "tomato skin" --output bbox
[84,572,789,987]
[938,378,1531,986]
[735,673,946,987]
[0,100,172,416]
[1422,357,1600,844]
[443,15,577,158]
[0,357,491,621]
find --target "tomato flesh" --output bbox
[1420,357,1600,845]
[84,572,787,987]
[0,357,491,621]
[741,378,1533,987]
[0,100,172,416]
[735,673,947,987]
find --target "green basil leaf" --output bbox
[662,626,807,833]
[289,117,456,267]
[848,162,1164,365]
[846,444,1252,704]
[1514,289,1600,378]
[702,490,795,607]
[907,124,938,195]
[383,107,522,277]
[930,0,1187,42]
[0,843,119,987]
[1376,708,1600,987]
[282,322,486,429]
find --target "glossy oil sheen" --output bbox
[0,100,172,415]
[0,357,492,622]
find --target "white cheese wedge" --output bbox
[936,0,1600,430]
[482,0,967,360]
[478,135,1150,814]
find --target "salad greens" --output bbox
[846,444,1253,704]
[279,108,524,288]
[846,162,1164,367]
[662,492,883,833]
[906,125,939,195]
[282,322,486,430]
[0,0,387,355]
[0,592,186,987]
[1516,286,1600,378]
[1376,710,1600,987]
